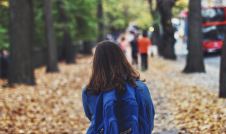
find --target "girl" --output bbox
[82,41,155,134]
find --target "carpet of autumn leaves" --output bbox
[0,56,91,133]
[147,57,226,134]
[0,56,225,134]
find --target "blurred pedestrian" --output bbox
[119,36,128,53]
[82,41,155,134]
[105,33,114,41]
[0,49,9,78]
[138,30,151,71]
[130,31,138,66]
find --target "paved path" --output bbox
[145,56,226,133]
[205,55,220,68]
[176,54,220,93]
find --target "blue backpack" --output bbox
[92,84,150,134]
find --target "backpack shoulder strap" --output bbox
[134,81,152,133]
[103,90,117,106]
[124,84,137,100]
[93,93,104,132]
[102,89,119,134]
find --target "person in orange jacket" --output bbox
[137,30,151,71]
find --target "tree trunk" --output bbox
[44,0,59,72]
[63,31,75,63]
[147,0,161,54]
[82,41,93,55]
[97,0,104,42]
[219,33,226,98]
[183,0,205,73]
[152,23,161,46]
[8,0,35,85]
[56,1,75,64]
[157,0,176,60]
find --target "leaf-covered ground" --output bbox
[148,57,226,134]
[0,56,225,134]
[0,57,91,133]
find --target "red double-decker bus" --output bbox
[202,6,226,53]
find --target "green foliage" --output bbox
[33,0,98,46]
[54,0,97,41]
[0,0,156,48]
[0,6,9,50]
[173,0,188,16]
[0,25,9,50]
[0,0,98,50]
[33,0,45,47]
[104,0,152,30]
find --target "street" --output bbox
[178,54,221,69]
[205,54,221,68]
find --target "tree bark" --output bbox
[147,0,161,54]
[219,33,226,98]
[56,1,75,64]
[82,41,93,55]
[157,0,176,60]
[63,31,75,63]
[8,0,35,85]
[44,0,59,72]
[183,0,205,73]
[97,0,104,42]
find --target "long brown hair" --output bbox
[86,41,140,94]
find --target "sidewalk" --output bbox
[0,56,225,133]
[146,57,226,134]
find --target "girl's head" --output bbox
[121,36,126,41]
[87,41,139,94]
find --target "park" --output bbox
[0,0,226,133]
